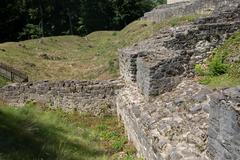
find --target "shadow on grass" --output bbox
[0,107,105,160]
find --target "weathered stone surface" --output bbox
[0,79,124,115]
[208,87,240,160]
[119,4,240,96]
[117,80,211,160]
[117,3,240,159]
[1,1,240,160]
[143,0,239,23]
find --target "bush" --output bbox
[112,32,117,36]
[19,24,42,39]
[208,55,228,76]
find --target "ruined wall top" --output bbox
[167,0,191,4]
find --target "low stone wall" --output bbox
[143,1,191,22]
[208,87,240,159]
[143,0,239,23]
[0,63,28,82]
[0,79,124,115]
[168,0,191,4]
[116,87,163,160]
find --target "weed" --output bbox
[112,137,128,152]
[195,64,206,76]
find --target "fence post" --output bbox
[10,71,13,81]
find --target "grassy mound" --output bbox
[0,14,202,81]
[195,31,240,88]
[0,104,138,160]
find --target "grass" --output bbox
[0,14,204,81]
[0,103,138,160]
[0,76,8,87]
[195,31,240,88]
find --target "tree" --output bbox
[0,0,165,42]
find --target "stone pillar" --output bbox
[208,87,240,159]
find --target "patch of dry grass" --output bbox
[0,14,205,81]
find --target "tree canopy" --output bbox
[0,0,166,42]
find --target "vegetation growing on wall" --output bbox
[195,31,240,88]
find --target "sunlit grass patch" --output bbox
[0,103,138,160]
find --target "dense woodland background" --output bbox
[0,0,166,42]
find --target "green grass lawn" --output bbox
[0,14,204,81]
[0,103,138,160]
[195,31,240,88]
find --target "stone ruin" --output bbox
[167,0,191,4]
[117,2,240,160]
[120,4,240,96]
[143,0,239,23]
[1,0,240,159]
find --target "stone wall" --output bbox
[120,4,240,96]
[0,63,28,82]
[143,0,239,23]
[168,0,190,4]
[117,80,211,160]
[0,79,124,115]
[208,87,240,159]
[119,48,139,83]
[136,50,185,96]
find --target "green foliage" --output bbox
[19,24,42,39]
[208,55,228,76]
[112,32,118,36]
[194,64,206,76]
[196,31,240,88]
[0,104,137,160]
[1,0,165,42]
[112,137,128,152]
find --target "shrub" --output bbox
[208,55,228,76]
[112,32,118,36]
[19,24,42,39]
